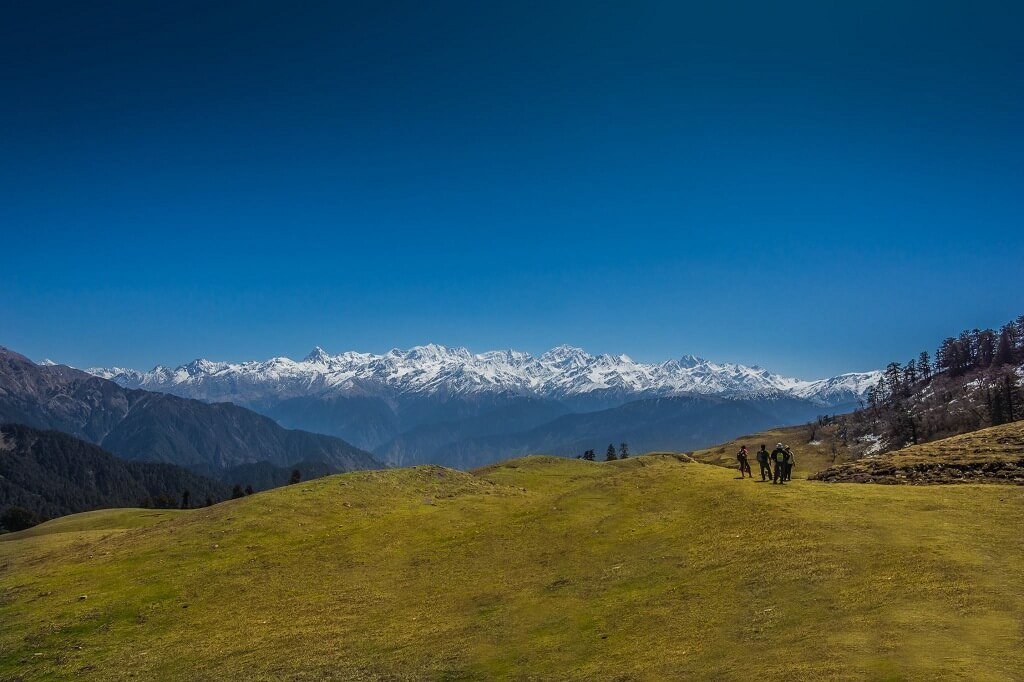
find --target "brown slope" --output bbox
[811,420,1024,484]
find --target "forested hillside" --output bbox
[843,315,1024,455]
[192,459,345,492]
[0,424,229,530]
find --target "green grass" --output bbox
[2,456,1023,680]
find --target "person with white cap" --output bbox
[770,443,790,485]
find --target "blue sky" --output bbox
[2,1,1022,377]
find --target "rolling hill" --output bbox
[2,453,1022,679]
[191,459,349,492]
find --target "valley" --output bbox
[85,345,879,467]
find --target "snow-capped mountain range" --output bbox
[87,344,880,408]
[78,345,881,467]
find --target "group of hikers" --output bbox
[736,443,794,484]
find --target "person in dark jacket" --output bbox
[771,443,789,484]
[755,444,772,481]
[736,445,752,478]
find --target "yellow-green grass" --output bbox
[0,508,183,543]
[690,423,860,477]
[2,456,1023,680]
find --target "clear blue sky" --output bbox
[2,1,1022,377]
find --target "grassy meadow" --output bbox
[2,454,1023,680]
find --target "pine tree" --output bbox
[936,338,957,375]
[1004,372,1020,423]
[605,444,617,461]
[917,351,931,380]
[977,330,996,367]
[994,326,1014,366]
[619,442,629,459]
[582,449,596,461]
[180,490,191,509]
[989,387,1007,426]
[289,469,301,485]
[906,411,918,445]
[884,362,903,400]
[245,485,255,496]
[866,382,881,411]
[231,484,245,499]
[962,330,981,370]
[1004,321,1021,361]
[903,360,917,386]
[205,496,214,507]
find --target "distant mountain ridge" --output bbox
[88,344,879,410]
[0,347,381,472]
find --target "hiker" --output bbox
[755,444,772,481]
[736,445,752,478]
[771,443,789,485]
[784,446,795,481]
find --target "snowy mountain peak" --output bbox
[539,345,590,365]
[184,359,227,375]
[303,346,332,364]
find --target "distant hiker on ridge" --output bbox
[755,444,771,481]
[771,443,790,485]
[736,445,752,478]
